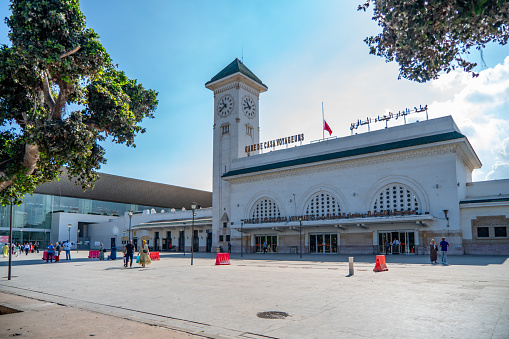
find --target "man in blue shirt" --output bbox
[440,237,449,264]
[46,242,54,263]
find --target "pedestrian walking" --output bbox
[24,243,29,255]
[429,239,438,264]
[99,244,105,260]
[46,242,54,263]
[124,240,135,268]
[138,240,151,268]
[228,242,231,254]
[440,237,449,264]
[2,243,8,257]
[263,241,268,254]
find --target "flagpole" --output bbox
[322,102,324,141]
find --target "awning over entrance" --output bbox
[236,214,435,232]
[133,218,212,230]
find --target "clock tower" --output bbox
[205,58,268,247]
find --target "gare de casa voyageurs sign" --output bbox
[245,133,305,154]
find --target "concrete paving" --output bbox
[0,251,508,339]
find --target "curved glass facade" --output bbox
[0,193,169,245]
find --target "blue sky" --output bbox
[1,1,508,192]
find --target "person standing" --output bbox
[440,237,449,264]
[2,243,8,257]
[64,240,72,260]
[124,240,135,268]
[429,239,438,264]
[46,242,54,263]
[99,243,105,260]
[263,241,268,254]
[384,240,391,255]
[228,242,231,254]
[392,238,401,254]
[24,243,29,255]
[138,240,151,268]
[55,242,61,262]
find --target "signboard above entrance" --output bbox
[245,133,304,154]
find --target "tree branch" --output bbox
[52,83,74,120]
[42,72,55,121]
[59,46,81,59]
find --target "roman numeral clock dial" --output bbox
[217,94,234,117]
[242,96,256,118]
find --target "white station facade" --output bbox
[5,59,507,255]
[206,59,509,255]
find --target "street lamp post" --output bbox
[8,198,13,280]
[298,217,303,258]
[76,225,79,253]
[20,227,23,245]
[183,223,186,256]
[68,224,71,245]
[190,202,197,265]
[240,219,244,257]
[128,210,133,243]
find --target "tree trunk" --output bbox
[0,144,40,193]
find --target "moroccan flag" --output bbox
[324,120,333,136]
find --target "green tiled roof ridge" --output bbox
[222,131,465,178]
[206,58,267,88]
[459,197,509,204]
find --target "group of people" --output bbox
[384,238,402,254]
[121,240,151,268]
[429,237,449,264]
[95,239,151,268]
[45,240,73,262]
[2,242,40,257]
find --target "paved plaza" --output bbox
[0,251,508,338]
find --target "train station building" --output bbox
[1,59,508,255]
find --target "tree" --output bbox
[359,0,509,82]
[0,0,158,205]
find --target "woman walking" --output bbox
[429,239,438,264]
[138,240,151,268]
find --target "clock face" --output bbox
[217,94,234,117]
[242,96,256,118]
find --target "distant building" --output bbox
[0,172,212,250]
[206,59,509,255]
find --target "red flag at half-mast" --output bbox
[324,120,333,136]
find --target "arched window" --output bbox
[304,192,341,218]
[371,184,421,213]
[251,198,281,220]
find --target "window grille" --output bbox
[251,198,281,220]
[304,192,341,218]
[221,124,230,135]
[246,124,254,136]
[372,184,420,213]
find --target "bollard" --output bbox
[348,257,354,276]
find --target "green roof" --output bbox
[206,58,267,88]
[459,197,509,204]
[222,131,465,178]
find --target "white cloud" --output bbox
[487,161,509,180]
[429,56,509,181]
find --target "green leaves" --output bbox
[0,0,158,205]
[359,0,509,82]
